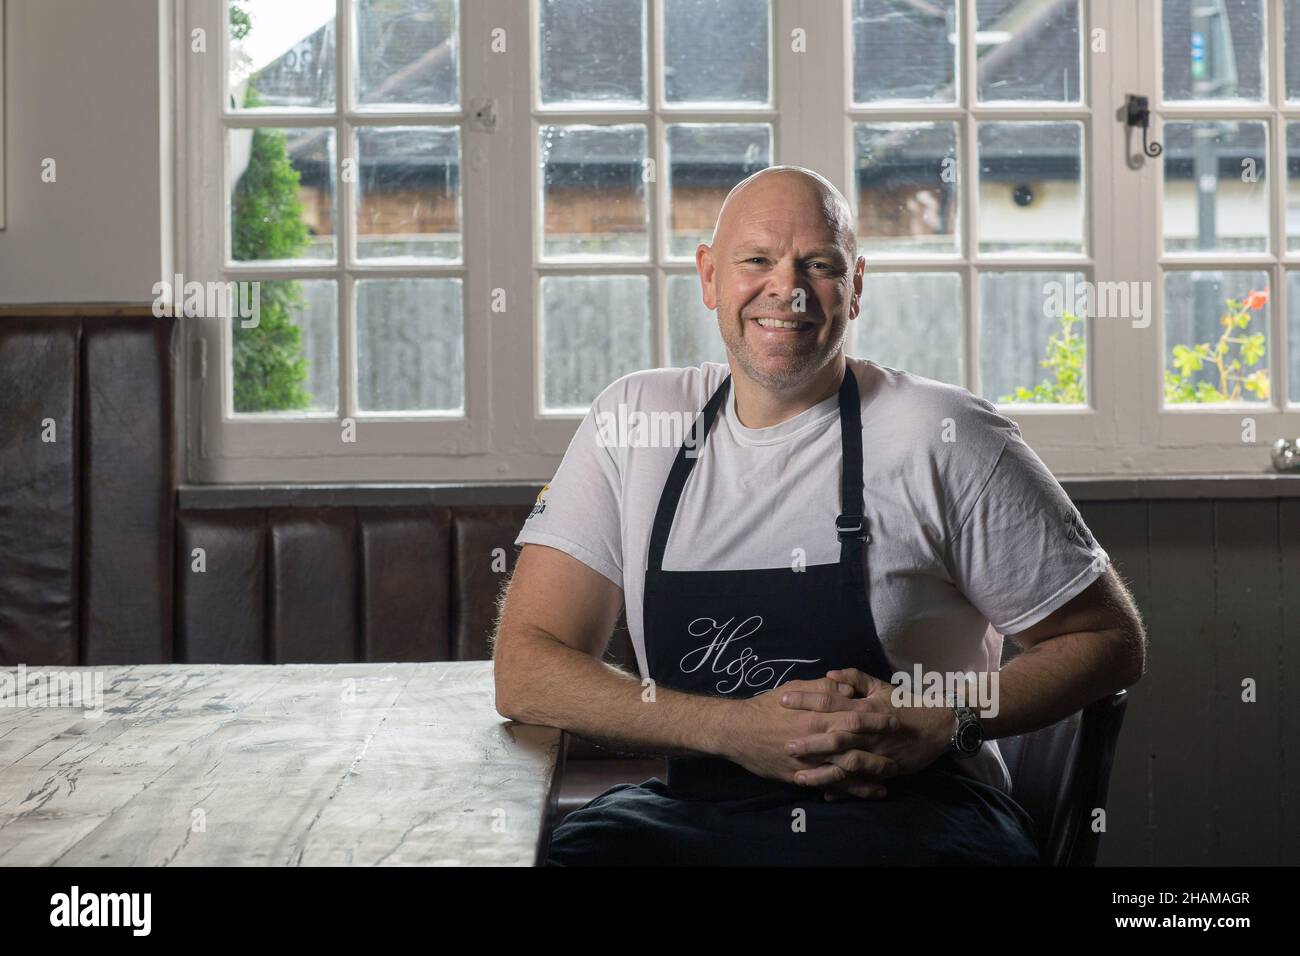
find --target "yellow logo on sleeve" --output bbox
[528,483,549,519]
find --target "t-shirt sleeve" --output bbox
[513,401,624,589]
[947,432,1110,636]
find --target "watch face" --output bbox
[957,722,981,753]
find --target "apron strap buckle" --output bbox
[836,514,867,541]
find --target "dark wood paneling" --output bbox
[268,509,358,663]
[176,510,267,663]
[1146,501,1216,865]
[1212,500,1284,864]
[80,319,174,664]
[0,318,80,665]
[451,506,531,660]
[1281,501,1300,864]
[359,507,452,662]
[1078,501,1153,866]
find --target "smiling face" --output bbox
[698,168,864,392]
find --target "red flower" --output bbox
[1245,290,1269,310]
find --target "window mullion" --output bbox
[1270,0,1289,409]
[649,1,665,367]
[336,0,356,420]
[1141,0,1166,442]
[1088,0,1117,438]
[188,0,229,473]
[962,0,979,396]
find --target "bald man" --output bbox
[493,166,1145,866]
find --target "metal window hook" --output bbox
[1125,94,1163,159]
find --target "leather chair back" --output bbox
[1000,690,1128,866]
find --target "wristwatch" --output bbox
[948,704,983,759]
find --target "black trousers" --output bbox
[546,760,1041,867]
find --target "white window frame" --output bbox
[525,0,781,449]
[839,0,1120,473]
[174,0,1300,483]
[1134,0,1300,470]
[178,0,529,482]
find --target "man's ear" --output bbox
[848,255,865,321]
[697,243,718,310]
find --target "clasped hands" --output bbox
[722,668,956,801]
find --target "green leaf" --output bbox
[1241,333,1266,366]
[1172,344,1203,377]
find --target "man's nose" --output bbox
[764,258,804,305]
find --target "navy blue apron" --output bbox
[546,367,1041,866]
[643,367,892,801]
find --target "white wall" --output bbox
[0,0,164,304]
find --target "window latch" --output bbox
[1124,94,1163,159]
[469,98,498,133]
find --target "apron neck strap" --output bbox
[646,365,865,573]
[647,374,732,572]
[835,365,869,564]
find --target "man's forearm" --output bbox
[494,630,734,758]
[980,626,1142,740]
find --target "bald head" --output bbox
[696,165,864,395]
[711,166,857,260]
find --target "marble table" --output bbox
[0,661,562,866]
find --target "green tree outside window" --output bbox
[228,3,313,413]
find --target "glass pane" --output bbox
[231,279,337,414]
[848,273,962,386]
[227,0,336,110]
[854,122,959,256]
[980,271,1088,405]
[353,0,459,108]
[541,125,648,259]
[539,0,645,107]
[668,274,728,367]
[541,275,651,410]
[1164,271,1270,405]
[356,279,464,413]
[357,126,461,262]
[852,0,957,105]
[1163,0,1266,102]
[230,127,337,262]
[977,122,1084,254]
[1287,1,1300,101]
[666,124,770,258]
[975,0,1081,103]
[1289,273,1300,403]
[664,0,769,105]
[1162,121,1267,254]
[1284,124,1300,251]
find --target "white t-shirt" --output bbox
[515,356,1109,794]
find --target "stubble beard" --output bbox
[719,306,849,391]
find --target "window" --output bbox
[1135,0,1300,458]
[224,0,465,420]
[846,0,1090,405]
[534,0,773,412]
[175,0,1300,480]
[1158,0,1285,407]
